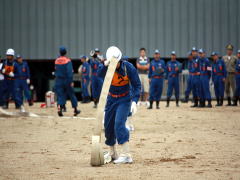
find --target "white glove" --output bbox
[130,101,137,115]
[26,79,30,84]
[104,59,111,66]
[2,69,5,73]
[9,72,14,77]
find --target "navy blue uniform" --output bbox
[199,57,212,102]
[98,61,141,146]
[0,63,4,106]
[148,59,166,102]
[89,58,103,100]
[191,57,201,99]
[234,59,240,97]
[54,56,78,108]
[166,60,182,100]
[14,61,31,106]
[185,60,193,98]
[81,62,90,100]
[212,59,227,102]
[1,60,17,107]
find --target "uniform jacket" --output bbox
[236,59,240,73]
[190,57,200,74]
[212,59,227,79]
[14,61,30,79]
[199,57,211,77]
[89,58,101,76]
[54,56,73,83]
[148,59,166,78]
[81,62,90,79]
[223,55,237,73]
[165,60,182,79]
[1,59,16,79]
[98,61,141,103]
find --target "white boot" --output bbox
[114,142,133,164]
[104,145,118,163]
[20,105,26,113]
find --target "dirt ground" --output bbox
[0,101,240,180]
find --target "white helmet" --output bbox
[6,48,15,56]
[106,46,122,61]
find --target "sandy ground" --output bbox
[0,101,240,180]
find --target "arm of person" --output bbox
[97,63,108,78]
[126,63,141,103]
[66,61,74,84]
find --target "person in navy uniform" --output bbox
[79,55,91,103]
[54,46,80,116]
[182,52,193,103]
[165,51,182,107]
[190,47,201,107]
[98,47,141,164]
[232,50,240,106]
[148,49,166,109]
[0,56,4,107]
[1,48,18,109]
[14,54,33,112]
[211,52,227,106]
[89,49,104,108]
[198,49,212,108]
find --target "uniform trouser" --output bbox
[55,78,78,108]
[192,75,200,98]
[199,75,211,101]
[149,78,164,101]
[213,76,225,98]
[234,75,240,97]
[185,75,192,97]
[81,77,90,98]
[91,76,103,99]
[2,79,16,105]
[104,95,131,146]
[167,77,179,99]
[15,79,31,106]
[0,80,4,106]
[225,73,235,97]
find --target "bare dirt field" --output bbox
[0,102,240,180]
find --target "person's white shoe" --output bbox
[114,155,133,164]
[20,106,26,113]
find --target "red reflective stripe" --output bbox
[55,57,71,65]
[190,72,200,76]
[152,76,163,79]
[108,91,129,98]
[216,73,223,75]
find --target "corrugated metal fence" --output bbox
[0,0,239,59]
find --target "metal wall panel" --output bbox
[0,0,239,59]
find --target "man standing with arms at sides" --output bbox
[223,44,237,106]
[190,47,201,108]
[54,47,81,117]
[148,49,166,109]
[165,51,182,107]
[198,49,212,108]
[136,48,150,106]
[212,52,227,106]
[182,52,193,103]
[232,50,240,106]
